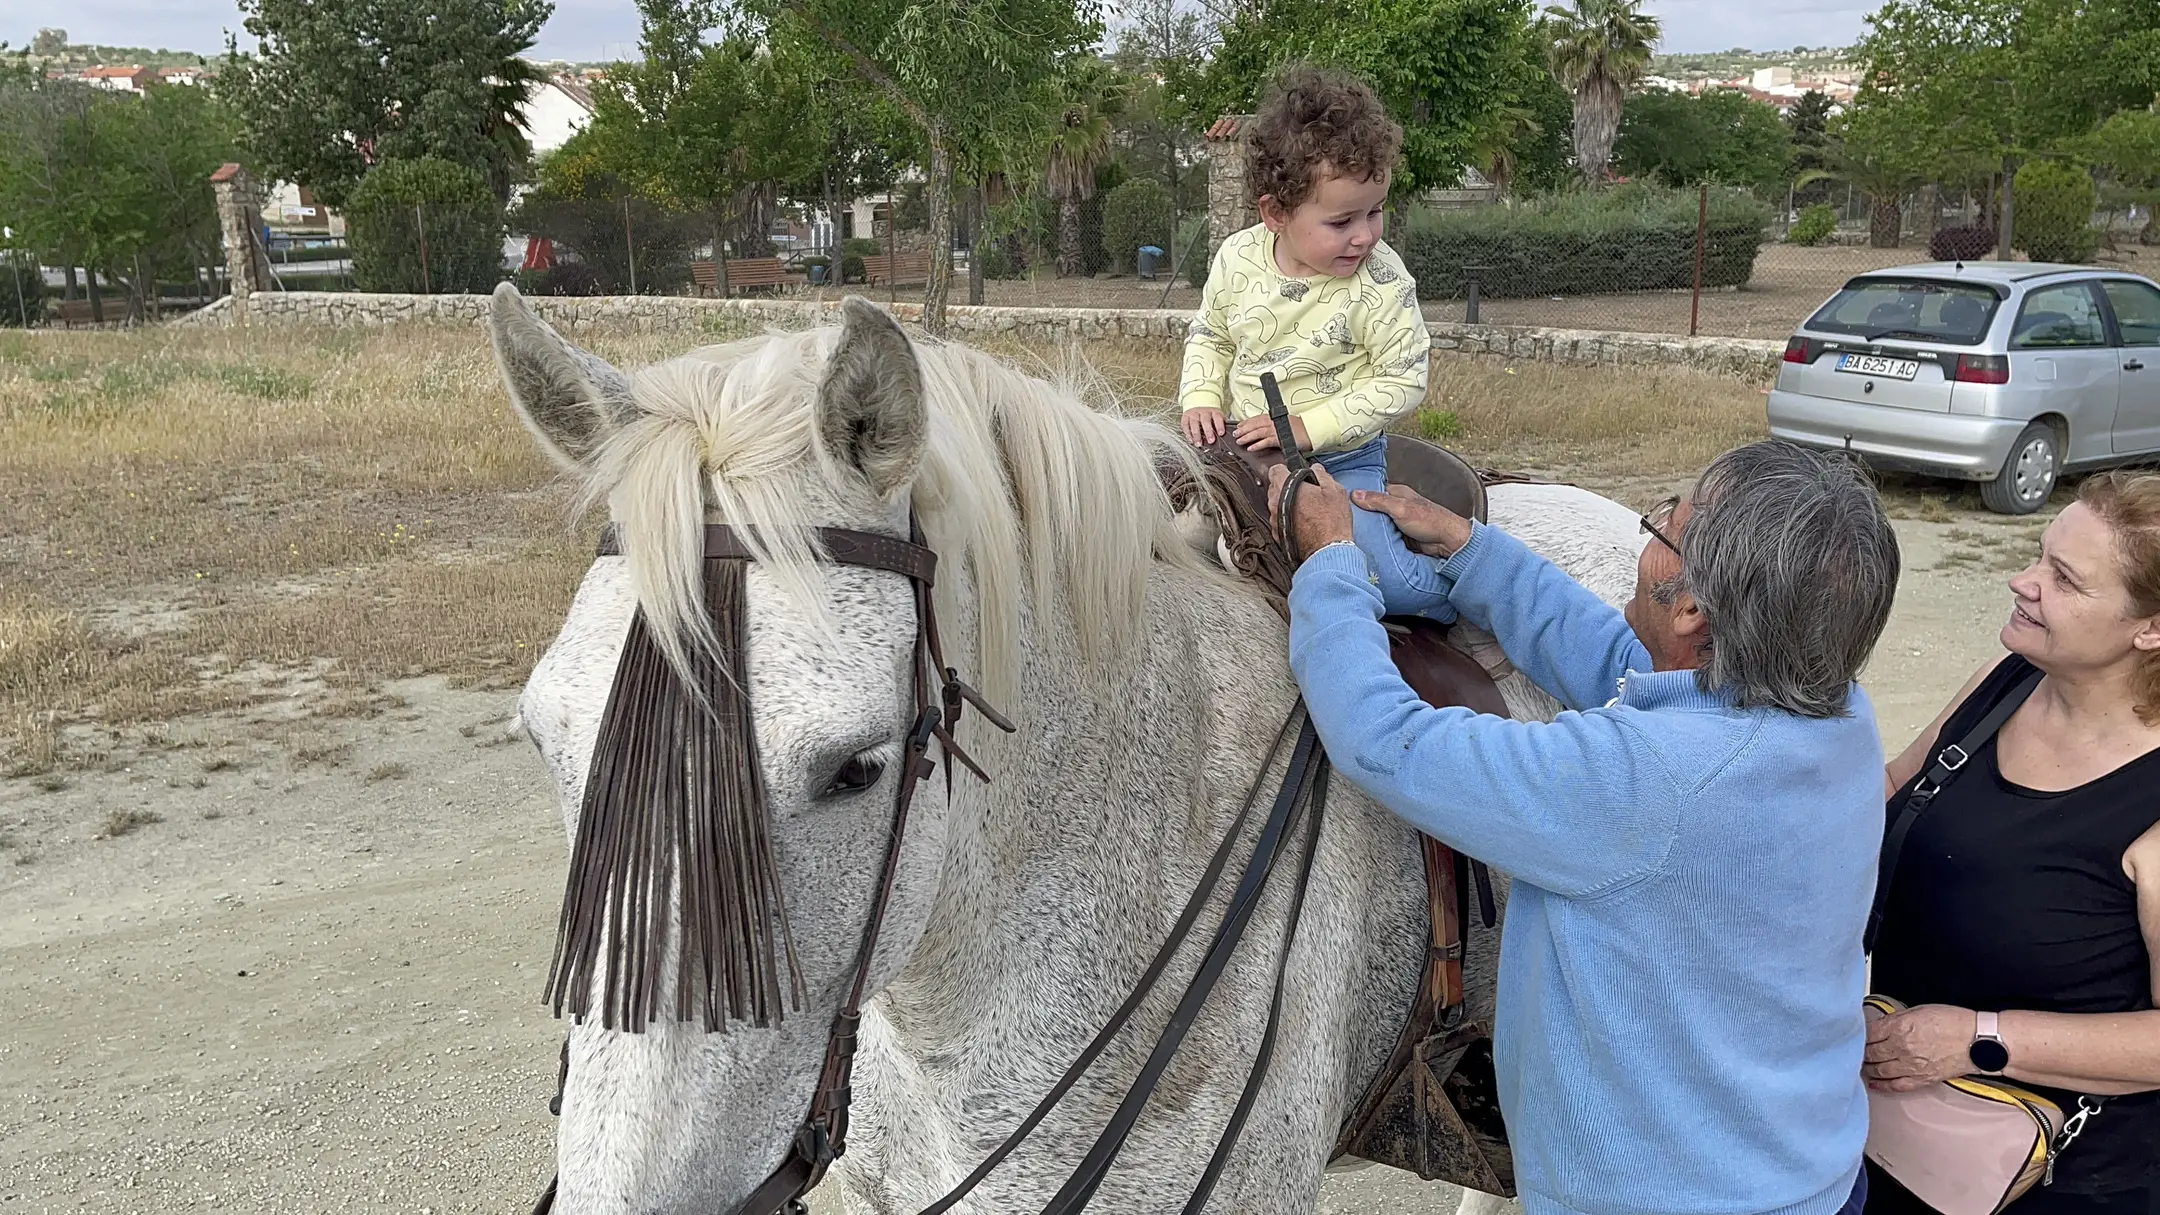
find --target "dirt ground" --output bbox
[0,322,2062,1213]
[853,242,2160,343]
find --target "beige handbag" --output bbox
[1860,996,2094,1214]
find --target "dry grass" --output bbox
[0,319,1773,774]
[99,807,162,838]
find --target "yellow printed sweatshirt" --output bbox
[1178,223,1429,452]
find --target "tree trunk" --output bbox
[923,128,954,336]
[1057,194,1082,277]
[87,268,105,324]
[1572,77,1622,184]
[968,184,987,306]
[63,263,78,302]
[1912,184,1941,245]
[1868,196,1903,249]
[1997,157,2018,261]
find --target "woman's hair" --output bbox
[1246,64,1402,212]
[2076,469,2160,722]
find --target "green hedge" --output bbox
[1400,186,1772,301]
[1102,179,1174,268]
[346,157,506,294]
[2013,159,2101,264]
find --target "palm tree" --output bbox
[1044,62,1122,277]
[1542,0,1661,184]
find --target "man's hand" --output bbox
[1182,407,1226,447]
[1234,413,1311,453]
[1351,483,1473,559]
[1863,1004,1978,1092]
[1267,464,1355,555]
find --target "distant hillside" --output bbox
[1652,46,1859,79]
[15,41,215,68]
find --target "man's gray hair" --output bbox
[1673,440,1900,717]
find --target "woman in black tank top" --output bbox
[1866,472,2160,1214]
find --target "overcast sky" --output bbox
[15,0,1883,63]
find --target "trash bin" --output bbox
[1137,245,1164,280]
[808,263,827,286]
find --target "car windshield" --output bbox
[1805,278,2001,345]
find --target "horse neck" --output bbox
[879,558,1428,1078]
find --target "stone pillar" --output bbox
[209,163,271,321]
[1205,115,1258,243]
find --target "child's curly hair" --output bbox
[1246,65,1402,211]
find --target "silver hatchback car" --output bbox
[1766,262,2160,513]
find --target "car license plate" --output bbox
[1836,353,1921,380]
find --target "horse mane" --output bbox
[578,324,1217,704]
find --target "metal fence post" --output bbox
[624,198,638,295]
[1463,265,1489,324]
[414,203,432,295]
[1690,183,1708,338]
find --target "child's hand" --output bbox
[1233,413,1311,453]
[1181,407,1226,447]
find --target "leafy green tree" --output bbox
[2071,108,2160,242]
[1616,88,1792,193]
[0,65,238,320]
[1807,97,1938,247]
[732,0,1098,333]
[1858,0,2160,220]
[1787,89,1834,203]
[1541,0,1661,183]
[218,0,552,207]
[1044,58,1123,277]
[1111,1,1212,224]
[1194,0,1543,201]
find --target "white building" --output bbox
[522,74,597,157]
[1751,66,1794,90]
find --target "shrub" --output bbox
[1413,407,1464,442]
[1929,224,1997,261]
[976,241,1027,281]
[1102,179,1175,270]
[1399,184,1772,301]
[1786,203,1838,247]
[2013,159,2100,264]
[346,157,506,293]
[1,252,49,326]
[515,261,604,296]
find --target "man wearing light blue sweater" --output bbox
[1271,441,1901,1215]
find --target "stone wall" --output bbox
[173,290,1783,381]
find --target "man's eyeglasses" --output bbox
[1640,495,1682,558]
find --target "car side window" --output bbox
[2100,280,2160,347]
[2011,283,2109,350]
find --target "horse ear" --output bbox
[819,297,925,497]
[487,282,637,471]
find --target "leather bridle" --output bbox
[531,518,1014,1215]
[533,463,1341,1215]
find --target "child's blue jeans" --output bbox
[1312,435,1456,622]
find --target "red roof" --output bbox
[209,163,244,184]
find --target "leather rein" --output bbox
[532,424,1343,1214]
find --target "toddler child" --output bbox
[1179,64,1447,619]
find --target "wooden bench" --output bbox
[690,257,800,297]
[860,251,932,287]
[49,298,105,327]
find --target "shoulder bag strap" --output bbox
[1865,666,2044,955]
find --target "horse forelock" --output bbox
[571,323,1221,706]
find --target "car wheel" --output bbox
[1980,422,2061,515]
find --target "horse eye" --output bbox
[821,754,885,798]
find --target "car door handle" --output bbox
[2128,359,2147,371]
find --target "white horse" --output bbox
[489,284,1645,1215]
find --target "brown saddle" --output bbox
[1165,434,1517,1195]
